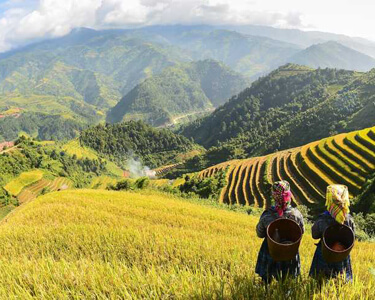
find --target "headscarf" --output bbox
[326,184,350,224]
[272,180,293,217]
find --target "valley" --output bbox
[0,19,375,299]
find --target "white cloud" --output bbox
[0,0,374,52]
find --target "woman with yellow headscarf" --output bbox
[309,184,355,281]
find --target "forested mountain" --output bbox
[107,60,249,126]
[126,26,302,78]
[0,28,190,134]
[1,25,375,141]
[0,112,86,141]
[289,41,375,71]
[221,24,375,58]
[80,121,200,168]
[179,64,375,165]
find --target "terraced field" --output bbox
[154,163,183,177]
[199,126,375,208]
[4,170,44,196]
[16,177,72,204]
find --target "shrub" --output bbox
[178,169,227,200]
[134,177,150,189]
[108,177,150,191]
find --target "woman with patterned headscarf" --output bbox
[255,180,305,283]
[309,184,355,281]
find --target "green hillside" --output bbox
[221,24,375,58]
[0,28,191,138]
[0,189,373,298]
[107,60,249,126]
[0,133,129,219]
[289,41,375,71]
[130,27,302,78]
[179,64,375,166]
[0,111,87,142]
[3,26,375,141]
[197,126,375,214]
[80,121,201,169]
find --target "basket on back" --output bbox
[267,218,303,261]
[322,223,354,263]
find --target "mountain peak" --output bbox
[288,40,375,71]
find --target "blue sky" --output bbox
[0,0,374,52]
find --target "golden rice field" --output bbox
[4,170,44,196]
[199,126,375,208]
[0,189,373,299]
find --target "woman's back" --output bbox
[256,206,305,238]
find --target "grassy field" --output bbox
[4,170,44,196]
[200,126,375,208]
[0,189,373,299]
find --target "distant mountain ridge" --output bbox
[1,25,375,140]
[219,24,375,58]
[179,64,375,165]
[288,41,375,71]
[126,26,302,78]
[107,60,250,126]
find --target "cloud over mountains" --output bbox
[0,0,306,52]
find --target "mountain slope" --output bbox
[179,64,375,165]
[107,60,249,126]
[0,28,193,138]
[288,41,375,71]
[128,26,302,78]
[0,112,87,141]
[221,24,375,58]
[198,125,375,213]
[80,120,201,168]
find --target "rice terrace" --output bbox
[1,1,375,298]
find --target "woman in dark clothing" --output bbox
[309,184,355,282]
[255,180,305,283]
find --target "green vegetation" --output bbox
[0,189,373,298]
[2,26,375,140]
[179,64,375,167]
[80,121,200,169]
[197,126,375,214]
[129,26,302,78]
[107,177,150,191]
[107,60,249,126]
[0,136,119,209]
[0,112,87,142]
[168,169,228,199]
[0,28,191,138]
[289,41,375,71]
[62,139,99,160]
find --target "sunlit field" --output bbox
[0,189,373,299]
[4,170,44,196]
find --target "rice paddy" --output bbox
[4,170,44,196]
[200,126,375,208]
[0,189,373,299]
